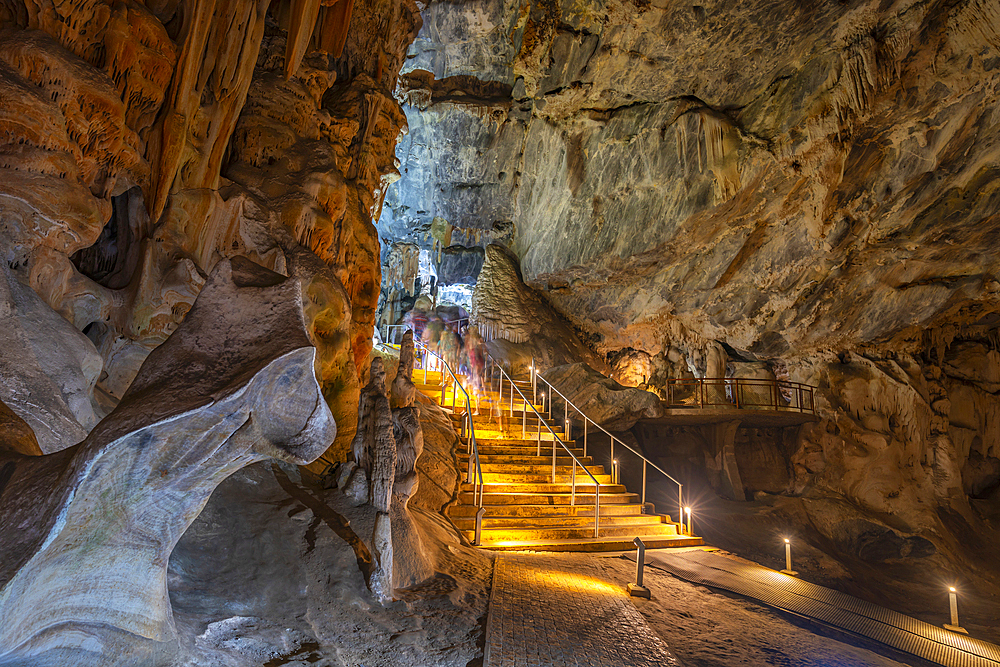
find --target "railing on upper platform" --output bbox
[533,362,685,529]
[662,377,816,414]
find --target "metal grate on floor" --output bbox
[649,550,1000,667]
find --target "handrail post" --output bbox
[678,484,684,532]
[571,460,577,506]
[551,437,557,484]
[536,416,541,456]
[594,484,600,538]
[533,365,537,406]
[452,377,457,409]
[734,378,740,408]
[474,507,485,546]
[583,420,587,458]
[522,405,526,439]
[642,460,647,507]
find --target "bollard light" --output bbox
[944,585,968,634]
[780,538,798,576]
[612,459,620,485]
[684,506,692,536]
[627,537,651,598]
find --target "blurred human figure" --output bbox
[403,295,433,343]
[464,325,486,403]
[421,315,444,371]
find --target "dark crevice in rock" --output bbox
[70,187,149,290]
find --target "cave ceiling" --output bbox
[380,0,1000,361]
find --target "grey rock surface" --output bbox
[540,362,663,432]
[0,258,335,666]
[0,267,97,452]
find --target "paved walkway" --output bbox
[484,552,680,667]
[650,550,1000,667]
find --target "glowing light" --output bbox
[613,459,618,465]
[949,586,957,592]
[684,507,691,514]
[784,538,790,544]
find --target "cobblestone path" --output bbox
[484,552,681,667]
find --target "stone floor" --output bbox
[484,552,681,667]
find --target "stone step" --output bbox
[478,463,605,475]
[467,535,705,553]
[463,522,681,543]
[451,514,669,530]
[462,482,625,494]
[465,429,568,442]
[447,503,649,518]
[458,491,639,505]
[462,439,579,450]
[473,454,596,465]
[478,472,613,484]
[454,412,560,426]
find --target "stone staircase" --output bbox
[413,367,703,552]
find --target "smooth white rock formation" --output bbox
[0,257,335,667]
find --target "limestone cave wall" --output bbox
[0,0,422,458]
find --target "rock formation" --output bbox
[0,0,422,463]
[471,244,605,373]
[0,258,335,667]
[390,329,418,408]
[539,363,663,432]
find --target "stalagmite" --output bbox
[391,329,417,408]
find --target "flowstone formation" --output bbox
[471,244,605,373]
[0,0,422,460]
[0,258,335,667]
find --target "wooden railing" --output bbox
[663,378,816,414]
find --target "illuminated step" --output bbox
[447,503,648,518]
[478,473,614,484]
[474,455,595,465]
[457,492,639,505]
[461,439,580,449]
[464,522,681,542]
[477,463,606,475]
[451,514,669,529]
[466,535,705,553]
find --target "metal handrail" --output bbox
[534,363,686,530]
[663,377,816,413]
[485,353,604,538]
[376,334,486,544]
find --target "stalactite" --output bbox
[317,0,354,58]
[285,0,322,79]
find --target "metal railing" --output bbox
[484,353,604,538]
[375,333,486,544]
[663,377,815,413]
[533,360,687,531]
